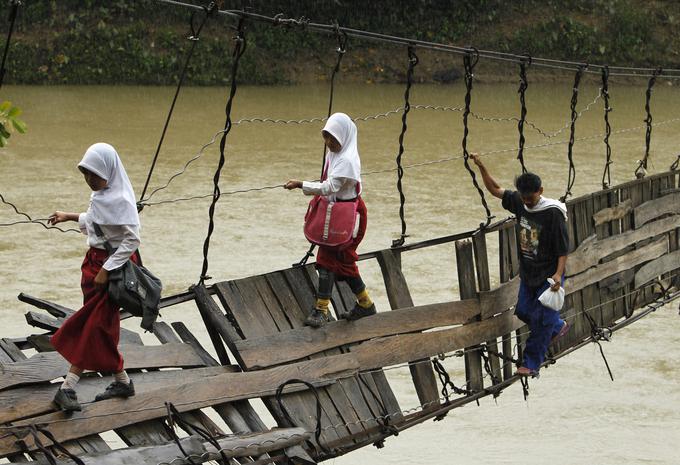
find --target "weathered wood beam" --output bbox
[592,199,632,226]
[350,310,522,372]
[17,293,74,318]
[633,192,680,227]
[192,284,232,366]
[567,215,680,276]
[472,231,502,387]
[376,249,439,414]
[0,343,206,391]
[634,249,680,288]
[479,276,519,319]
[23,312,143,346]
[565,236,668,294]
[456,239,484,392]
[233,298,480,369]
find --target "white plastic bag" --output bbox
[538,278,565,311]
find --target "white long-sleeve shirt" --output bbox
[302,176,360,201]
[78,212,140,271]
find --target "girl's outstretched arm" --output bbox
[48,211,79,224]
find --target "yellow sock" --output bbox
[356,290,373,308]
[315,298,330,313]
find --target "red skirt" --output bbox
[51,247,138,372]
[316,196,367,278]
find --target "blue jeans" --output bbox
[515,279,565,371]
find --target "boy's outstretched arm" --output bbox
[469,153,504,199]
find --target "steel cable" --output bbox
[139,1,220,207]
[198,16,246,284]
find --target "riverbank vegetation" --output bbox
[2,0,679,85]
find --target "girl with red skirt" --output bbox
[285,113,376,328]
[48,143,141,412]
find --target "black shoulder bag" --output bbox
[93,223,162,331]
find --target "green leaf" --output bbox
[12,119,27,134]
[0,135,6,147]
[0,124,10,138]
[7,105,21,118]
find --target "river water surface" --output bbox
[1,82,679,464]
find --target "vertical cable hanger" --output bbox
[139,1,221,209]
[392,45,418,248]
[199,15,247,285]
[601,65,613,189]
[516,55,531,174]
[560,64,586,203]
[295,23,348,267]
[0,0,20,90]
[461,48,494,229]
[635,66,663,178]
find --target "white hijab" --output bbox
[524,196,568,221]
[322,113,361,183]
[78,143,140,226]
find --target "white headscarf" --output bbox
[322,113,361,183]
[524,196,568,221]
[78,143,140,226]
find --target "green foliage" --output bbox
[0,101,27,147]
[0,0,677,85]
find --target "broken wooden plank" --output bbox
[232,299,480,369]
[472,231,501,387]
[456,240,484,393]
[0,343,206,391]
[24,312,143,346]
[565,236,668,294]
[567,215,680,275]
[193,284,232,366]
[634,249,680,288]
[633,191,680,227]
[478,276,519,320]
[17,293,74,318]
[0,355,356,455]
[592,199,632,226]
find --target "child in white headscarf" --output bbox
[285,113,376,327]
[48,143,141,412]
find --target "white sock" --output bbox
[114,370,130,385]
[61,372,80,390]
